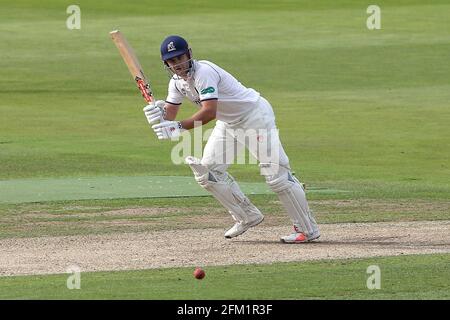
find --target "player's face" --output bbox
[166,54,190,78]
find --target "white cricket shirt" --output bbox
[165,60,260,123]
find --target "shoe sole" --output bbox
[280,233,321,244]
[225,216,265,239]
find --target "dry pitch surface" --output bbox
[1,220,449,276]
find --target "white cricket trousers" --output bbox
[201,96,290,171]
[196,96,319,236]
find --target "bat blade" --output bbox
[110,30,154,103]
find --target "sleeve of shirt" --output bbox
[195,65,220,102]
[166,78,184,105]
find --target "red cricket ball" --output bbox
[193,267,205,280]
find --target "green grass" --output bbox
[0,0,449,200]
[0,194,449,239]
[1,254,448,299]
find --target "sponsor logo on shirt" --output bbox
[200,87,215,95]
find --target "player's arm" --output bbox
[163,102,180,121]
[151,100,216,140]
[179,99,217,130]
[152,67,219,139]
[143,78,183,124]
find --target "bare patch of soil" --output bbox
[0,220,448,276]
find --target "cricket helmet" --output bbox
[160,35,194,78]
[160,35,190,61]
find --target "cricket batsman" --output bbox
[144,35,320,243]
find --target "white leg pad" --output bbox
[186,156,262,223]
[261,163,319,236]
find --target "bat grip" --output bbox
[136,78,153,104]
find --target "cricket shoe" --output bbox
[280,226,320,244]
[224,214,264,239]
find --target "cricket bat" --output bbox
[110,30,154,104]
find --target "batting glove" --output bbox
[152,120,185,140]
[143,100,166,125]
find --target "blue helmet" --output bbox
[160,35,190,61]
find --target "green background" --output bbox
[1,0,449,200]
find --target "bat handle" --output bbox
[136,78,154,104]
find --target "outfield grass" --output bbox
[0,254,448,299]
[0,194,449,239]
[0,0,449,200]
